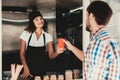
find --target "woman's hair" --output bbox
[25,11,48,32]
[87,1,113,26]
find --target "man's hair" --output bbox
[87,1,113,25]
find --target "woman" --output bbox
[19,11,64,79]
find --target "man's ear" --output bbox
[89,13,96,22]
[89,13,95,19]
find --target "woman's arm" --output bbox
[47,41,64,59]
[20,39,27,69]
[20,39,33,79]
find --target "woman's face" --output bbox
[33,16,44,28]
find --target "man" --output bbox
[63,1,120,80]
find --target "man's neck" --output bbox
[91,24,103,35]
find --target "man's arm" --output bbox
[63,40,84,62]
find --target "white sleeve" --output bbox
[45,33,53,43]
[19,31,31,42]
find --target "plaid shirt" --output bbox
[83,27,120,80]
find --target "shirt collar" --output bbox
[42,30,45,34]
[90,26,105,41]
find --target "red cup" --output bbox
[58,38,65,49]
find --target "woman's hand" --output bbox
[10,64,23,80]
[56,45,66,55]
[21,66,33,79]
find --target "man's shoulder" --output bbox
[97,33,119,47]
[96,32,110,41]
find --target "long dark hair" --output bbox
[25,11,48,33]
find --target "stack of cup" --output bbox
[73,69,80,79]
[58,74,64,80]
[50,75,57,80]
[65,70,73,80]
[43,75,49,80]
[34,76,41,80]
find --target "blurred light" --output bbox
[70,7,83,13]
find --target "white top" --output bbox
[19,30,53,47]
